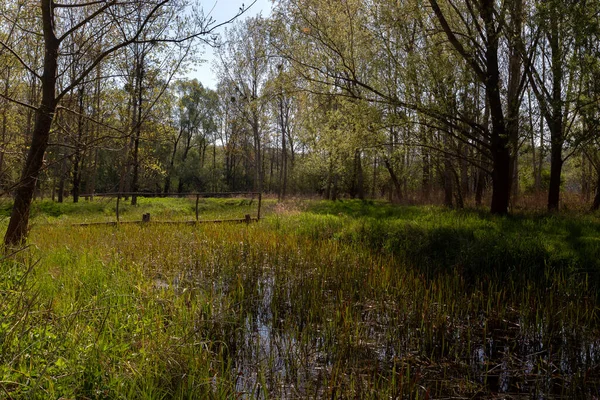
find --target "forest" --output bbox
[1,0,600,398]
[0,0,599,244]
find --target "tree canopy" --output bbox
[2,0,600,244]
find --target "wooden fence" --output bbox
[75,191,262,226]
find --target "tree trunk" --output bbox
[331,173,338,201]
[422,148,430,201]
[528,88,539,193]
[278,98,288,201]
[372,155,377,198]
[452,165,464,209]
[489,132,511,214]
[57,140,66,203]
[475,167,486,207]
[547,140,563,211]
[507,0,523,206]
[459,144,469,198]
[430,0,512,214]
[72,86,85,203]
[252,110,262,193]
[592,163,600,211]
[164,130,182,194]
[6,108,56,246]
[212,143,217,192]
[131,55,144,206]
[325,157,333,199]
[201,141,207,169]
[87,148,98,199]
[269,147,275,192]
[355,150,364,200]
[581,153,591,202]
[0,67,11,188]
[546,8,563,212]
[5,0,58,246]
[443,142,454,208]
[483,0,512,215]
[383,158,403,203]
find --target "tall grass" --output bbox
[0,196,264,226]
[0,199,598,398]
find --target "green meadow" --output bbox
[1,198,599,398]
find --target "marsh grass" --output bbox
[0,196,264,226]
[1,199,599,398]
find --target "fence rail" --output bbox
[80,192,262,198]
[76,191,262,225]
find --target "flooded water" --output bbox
[155,266,600,399]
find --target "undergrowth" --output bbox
[0,199,598,398]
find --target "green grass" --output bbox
[1,198,599,398]
[0,196,265,226]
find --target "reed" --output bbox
[0,199,598,398]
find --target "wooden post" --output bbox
[257,192,262,221]
[245,214,251,224]
[195,194,199,221]
[142,213,150,223]
[116,195,120,222]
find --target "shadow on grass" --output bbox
[304,200,600,290]
[0,199,111,219]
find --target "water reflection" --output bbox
[157,269,600,398]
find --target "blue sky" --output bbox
[188,0,273,88]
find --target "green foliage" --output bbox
[1,199,600,398]
[300,200,600,285]
[0,197,265,225]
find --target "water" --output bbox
[156,266,600,398]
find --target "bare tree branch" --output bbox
[428,0,487,82]
[0,91,37,111]
[53,0,110,8]
[57,1,118,42]
[0,39,41,79]
[57,0,169,101]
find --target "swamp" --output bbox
[1,198,599,398]
[3,1,600,397]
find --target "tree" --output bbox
[272,0,524,213]
[426,0,528,214]
[1,0,251,246]
[217,17,272,193]
[522,0,600,211]
[164,79,218,194]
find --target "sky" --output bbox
[188,0,273,89]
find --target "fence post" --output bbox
[195,194,200,221]
[257,192,262,221]
[116,195,120,223]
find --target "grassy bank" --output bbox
[1,199,599,398]
[0,196,262,225]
